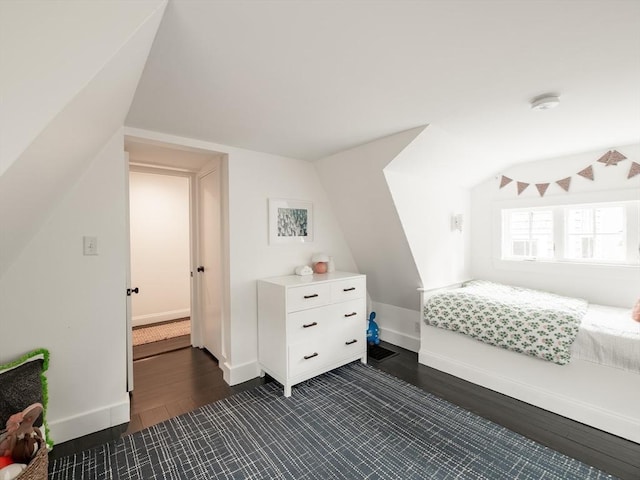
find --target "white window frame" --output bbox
[494,189,640,268]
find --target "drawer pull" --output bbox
[303,294,319,299]
[343,287,356,292]
[302,322,318,328]
[344,312,357,317]
[304,352,319,360]
[345,339,358,345]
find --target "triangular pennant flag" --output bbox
[577,165,594,180]
[628,161,640,179]
[556,177,571,192]
[499,176,513,188]
[596,151,612,165]
[607,150,627,166]
[517,182,529,195]
[536,183,550,197]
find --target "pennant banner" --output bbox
[597,151,611,165]
[498,149,635,194]
[556,177,571,192]
[608,150,627,165]
[577,165,594,180]
[596,150,612,165]
[536,183,550,197]
[517,182,529,195]
[499,176,513,188]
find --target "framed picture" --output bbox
[268,198,314,244]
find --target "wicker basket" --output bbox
[16,444,48,480]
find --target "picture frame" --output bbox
[268,198,314,244]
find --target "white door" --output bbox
[198,167,224,361]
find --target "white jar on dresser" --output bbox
[257,271,367,397]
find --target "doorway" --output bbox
[129,168,192,360]
[124,137,227,392]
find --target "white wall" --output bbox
[124,127,359,385]
[470,144,640,307]
[0,0,166,175]
[384,125,472,290]
[129,171,191,326]
[0,129,130,443]
[314,127,424,311]
[314,126,472,351]
[0,0,166,276]
[226,150,358,382]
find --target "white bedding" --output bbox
[572,304,640,373]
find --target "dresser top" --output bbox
[259,271,365,287]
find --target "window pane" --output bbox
[567,208,593,234]
[565,206,625,261]
[594,207,623,234]
[593,234,625,261]
[503,209,553,259]
[531,211,553,258]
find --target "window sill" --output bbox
[494,259,640,276]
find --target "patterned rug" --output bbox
[132,318,190,346]
[49,363,613,479]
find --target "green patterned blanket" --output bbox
[423,280,588,365]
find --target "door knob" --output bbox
[197,266,205,273]
[126,287,140,296]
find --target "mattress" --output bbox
[572,304,640,373]
[423,280,587,365]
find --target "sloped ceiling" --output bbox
[127,0,640,182]
[0,1,167,276]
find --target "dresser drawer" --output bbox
[330,299,366,328]
[288,306,330,343]
[288,342,330,378]
[331,277,366,303]
[328,323,366,362]
[287,283,331,312]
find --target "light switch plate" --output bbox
[83,236,98,255]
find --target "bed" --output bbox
[418,280,640,444]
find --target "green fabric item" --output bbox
[0,348,52,449]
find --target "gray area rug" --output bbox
[49,363,613,479]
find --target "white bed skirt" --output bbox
[419,286,640,444]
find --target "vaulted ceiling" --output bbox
[127,0,640,179]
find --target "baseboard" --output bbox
[379,326,420,353]
[223,359,261,386]
[48,395,130,444]
[132,309,190,327]
[370,302,420,353]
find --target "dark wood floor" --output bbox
[50,341,639,479]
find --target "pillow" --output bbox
[0,349,51,449]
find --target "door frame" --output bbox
[125,152,134,392]
[124,133,231,390]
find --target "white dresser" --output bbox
[257,271,367,396]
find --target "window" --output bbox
[502,209,553,260]
[501,200,639,265]
[565,206,625,262]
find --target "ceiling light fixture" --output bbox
[530,94,560,111]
